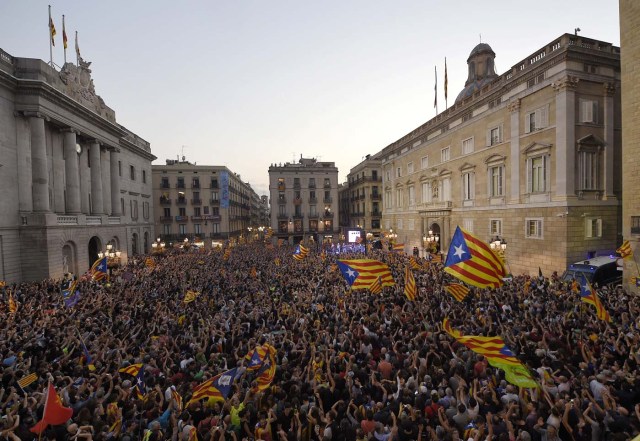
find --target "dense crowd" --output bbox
[1,242,639,441]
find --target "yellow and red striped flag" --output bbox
[171,387,183,412]
[578,273,611,322]
[49,10,57,46]
[223,248,231,261]
[444,227,505,288]
[250,267,257,278]
[293,244,309,261]
[392,243,405,253]
[404,266,417,301]
[337,259,395,290]
[145,257,155,268]
[430,253,442,264]
[62,15,68,49]
[183,290,200,304]
[118,363,143,377]
[8,291,17,315]
[617,240,633,259]
[409,257,422,270]
[17,372,38,390]
[368,276,383,294]
[444,283,470,302]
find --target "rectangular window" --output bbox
[309,178,316,188]
[442,177,451,202]
[530,156,546,193]
[161,177,169,188]
[212,192,219,201]
[324,178,331,188]
[463,219,474,233]
[525,105,549,133]
[212,207,219,216]
[143,202,149,219]
[372,171,378,180]
[407,162,414,174]
[579,99,598,124]
[489,166,504,197]
[578,150,599,190]
[211,178,219,189]
[408,186,415,205]
[386,170,391,181]
[525,218,543,239]
[194,207,201,216]
[395,189,403,207]
[385,191,392,209]
[121,198,125,215]
[194,224,202,235]
[462,137,474,155]
[441,147,450,163]
[118,161,121,176]
[421,182,432,203]
[177,177,185,188]
[462,172,474,200]
[179,224,186,235]
[396,167,401,178]
[192,178,200,188]
[490,219,502,235]
[585,218,602,238]
[488,125,503,146]
[203,206,210,214]
[142,170,147,184]
[293,178,300,188]
[163,207,171,217]
[130,166,136,181]
[212,223,220,233]
[310,205,317,216]
[163,224,171,235]
[421,156,429,169]
[179,207,186,216]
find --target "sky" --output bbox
[0,1,620,196]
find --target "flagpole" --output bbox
[62,15,67,64]
[434,65,438,115]
[444,57,448,110]
[48,5,54,68]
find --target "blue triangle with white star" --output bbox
[337,261,359,286]
[444,227,472,267]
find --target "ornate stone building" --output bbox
[620,0,640,292]
[268,157,339,245]
[378,34,621,275]
[0,49,155,282]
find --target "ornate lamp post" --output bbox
[489,235,508,264]
[423,229,440,255]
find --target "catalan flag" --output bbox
[17,372,38,390]
[404,266,417,301]
[75,31,80,58]
[134,366,146,400]
[444,227,505,289]
[91,257,108,282]
[444,283,470,302]
[337,259,395,290]
[409,257,422,270]
[430,253,443,264]
[442,319,537,388]
[171,387,183,412]
[578,273,611,322]
[254,344,277,392]
[8,291,17,315]
[107,417,123,438]
[617,240,633,259]
[274,257,281,266]
[368,276,383,295]
[187,368,237,405]
[118,363,143,377]
[80,339,96,371]
[145,257,155,268]
[392,243,405,253]
[223,248,231,261]
[293,244,309,261]
[245,346,269,371]
[49,9,57,46]
[62,15,68,49]
[63,279,80,308]
[187,427,198,441]
[264,229,273,240]
[183,290,200,304]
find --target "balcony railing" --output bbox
[293,198,302,205]
[278,197,287,204]
[277,213,289,220]
[323,212,334,219]
[191,199,202,205]
[160,216,173,222]
[308,213,319,219]
[192,183,200,189]
[211,199,220,204]
[352,212,365,217]
[370,211,382,217]
[159,197,172,205]
[323,197,333,203]
[176,182,185,189]
[203,214,221,221]
[160,183,170,189]
[176,198,187,205]
[175,215,188,221]
[191,216,203,221]
[293,214,303,219]
[370,194,381,200]
[309,197,318,203]
[352,175,382,184]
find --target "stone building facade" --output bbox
[152,160,255,244]
[0,49,155,282]
[620,0,640,292]
[377,34,621,275]
[268,157,339,245]
[344,154,383,236]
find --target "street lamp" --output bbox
[423,229,439,254]
[98,241,122,270]
[489,236,508,268]
[151,237,166,255]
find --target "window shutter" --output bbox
[541,105,549,128]
[592,101,598,124]
[471,173,475,199]
[498,125,503,142]
[499,166,504,196]
[525,114,531,134]
[487,128,491,146]
[544,155,550,192]
[535,109,542,131]
[526,158,531,193]
[586,219,592,238]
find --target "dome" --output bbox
[455,42,499,103]
[468,43,495,61]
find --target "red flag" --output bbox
[30,383,73,434]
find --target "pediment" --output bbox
[522,141,553,155]
[439,168,452,177]
[458,162,476,172]
[484,154,507,164]
[577,134,605,147]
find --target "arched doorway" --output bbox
[88,236,102,267]
[62,241,77,275]
[429,222,441,253]
[131,233,138,256]
[143,232,149,254]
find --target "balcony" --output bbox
[210,182,219,189]
[176,198,187,205]
[192,182,200,189]
[309,197,318,203]
[277,213,289,220]
[159,197,171,205]
[203,214,221,221]
[293,198,302,206]
[323,197,333,203]
[370,194,381,201]
[352,212,365,217]
[323,212,334,219]
[308,213,319,219]
[370,211,382,217]
[278,197,287,204]
[352,175,382,184]
[211,199,220,205]
[416,200,453,210]
[191,199,202,205]
[324,182,331,189]
[191,216,203,221]
[160,182,170,189]
[176,182,185,189]
[293,213,303,219]
[175,215,188,222]
[160,216,173,222]
[293,182,301,189]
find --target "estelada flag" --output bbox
[30,383,73,434]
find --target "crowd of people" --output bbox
[1,242,639,441]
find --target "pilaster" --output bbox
[89,141,104,214]
[27,112,50,212]
[61,128,81,213]
[552,75,579,200]
[508,99,521,203]
[603,82,616,200]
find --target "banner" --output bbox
[220,171,230,209]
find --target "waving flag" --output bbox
[223,248,231,261]
[62,15,68,49]
[63,279,80,308]
[183,290,200,304]
[171,387,183,412]
[119,363,143,377]
[8,291,17,315]
[245,346,269,371]
[187,368,237,405]
[444,283,470,302]
[91,257,108,282]
[368,276,383,295]
[409,257,422,270]
[404,266,417,301]
[254,344,277,391]
[30,383,73,434]
[293,244,309,261]
[444,227,505,288]
[49,11,57,46]
[392,243,405,253]
[442,319,537,388]
[134,366,146,399]
[17,372,38,390]
[617,240,633,259]
[337,259,394,290]
[578,273,611,322]
[80,339,96,372]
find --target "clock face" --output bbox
[75,143,82,154]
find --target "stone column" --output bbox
[89,141,103,214]
[15,114,33,212]
[29,113,50,212]
[603,83,616,199]
[553,76,579,200]
[79,146,90,214]
[62,129,81,213]
[101,148,112,215]
[110,149,121,215]
[508,99,521,203]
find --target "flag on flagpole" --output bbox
[434,66,438,109]
[404,266,417,301]
[171,387,183,412]
[75,31,80,59]
[444,57,448,103]
[444,226,506,288]
[119,363,143,377]
[80,339,96,371]
[49,12,57,46]
[368,276,383,294]
[444,283,470,302]
[30,383,73,434]
[337,259,395,290]
[62,15,68,49]
[577,273,611,322]
[617,240,633,259]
